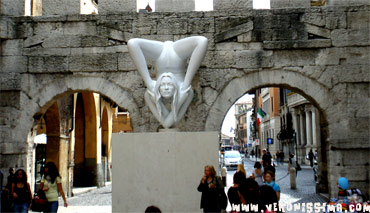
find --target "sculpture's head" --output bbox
[159,76,176,99]
[156,73,178,99]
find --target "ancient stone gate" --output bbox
[1,4,369,197]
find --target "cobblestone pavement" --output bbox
[55,184,112,213]
[48,157,326,213]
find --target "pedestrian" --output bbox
[0,170,3,212]
[261,149,272,169]
[250,162,264,186]
[11,169,32,213]
[263,170,280,201]
[2,167,15,212]
[227,171,245,212]
[280,150,285,166]
[197,165,225,213]
[275,151,280,166]
[39,162,68,213]
[308,149,314,167]
[258,185,279,213]
[288,153,298,177]
[264,161,276,176]
[236,164,246,177]
[145,206,161,213]
[239,178,259,206]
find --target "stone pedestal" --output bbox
[112,131,218,212]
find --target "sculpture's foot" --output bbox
[158,128,179,132]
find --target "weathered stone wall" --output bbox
[156,0,195,12]
[42,0,80,16]
[213,0,252,10]
[0,5,369,197]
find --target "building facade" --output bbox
[234,101,253,153]
[279,89,320,165]
[256,88,281,158]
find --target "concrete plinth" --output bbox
[112,131,218,212]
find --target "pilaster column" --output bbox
[299,109,306,146]
[291,108,299,144]
[305,106,313,146]
[312,108,320,147]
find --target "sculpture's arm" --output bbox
[173,36,208,90]
[128,38,164,91]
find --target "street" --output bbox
[50,157,326,213]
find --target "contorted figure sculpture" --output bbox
[128,36,208,128]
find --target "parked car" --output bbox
[223,151,243,169]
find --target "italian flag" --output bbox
[257,108,266,126]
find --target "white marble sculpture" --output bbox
[128,36,208,128]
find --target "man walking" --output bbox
[308,149,314,167]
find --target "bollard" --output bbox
[221,167,227,186]
[290,167,296,189]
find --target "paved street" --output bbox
[49,157,326,213]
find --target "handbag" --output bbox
[296,162,302,171]
[31,189,48,212]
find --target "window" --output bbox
[263,99,270,115]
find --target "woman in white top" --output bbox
[250,162,264,186]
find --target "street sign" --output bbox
[255,139,260,145]
[267,138,273,145]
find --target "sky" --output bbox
[221,94,254,137]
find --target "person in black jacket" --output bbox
[227,171,246,212]
[2,167,15,212]
[197,165,224,213]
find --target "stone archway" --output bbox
[19,75,139,144]
[205,69,334,194]
[205,69,333,131]
[14,75,139,190]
